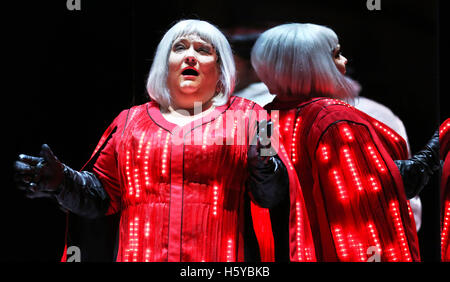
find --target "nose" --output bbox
[343,56,348,64]
[185,56,197,66]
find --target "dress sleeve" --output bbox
[87,110,129,215]
[311,119,419,261]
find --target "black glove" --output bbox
[14,144,65,199]
[247,120,289,208]
[14,144,109,218]
[395,130,441,199]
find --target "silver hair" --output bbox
[251,23,356,101]
[146,19,236,109]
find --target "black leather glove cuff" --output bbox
[54,165,110,219]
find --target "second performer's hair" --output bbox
[146,19,236,109]
[251,23,355,100]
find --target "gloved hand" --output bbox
[395,130,441,199]
[248,120,288,208]
[249,119,277,158]
[14,144,64,199]
[14,144,109,218]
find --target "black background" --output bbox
[4,0,444,262]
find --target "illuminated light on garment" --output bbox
[367,176,381,192]
[161,132,170,175]
[333,226,349,261]
[280,145,294,171]
[325,98,351,108]
[157,128,163,138]
[385,246,399,262]
[291,116,301,163]
[389,201,412,261]
[341,147,364,192]
[137,132,146,159]
[340,124,354,141]
[233,101,253,142]
[272,112,281,131]
[367,222,382,256]
[145,221,150,238]
[226,238,234,262]
[134,168,141,198]
[372,121,399,142]
[213,115,223,142]
[330,169,349,201]
[319,144,330,163]
[229,100,253,142]
[145,248,151,262]
[230,115,239,140]
[128,108,137,123]
[442,201,450,256]
[126,151,133,196]
[123,249,130,262]
[366,144,387,173]
[295,202,304,261]
[129,217,140,262]
[144,140,151,187]
[294,200,314,262]
[284,116,292,133]
[347,233,366,262]
[202,123,211,150]
[406,200,414,219]
[304,248,314,262]
[212,185,219,216]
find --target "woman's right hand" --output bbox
[14,144,64,199]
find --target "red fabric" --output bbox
[250,203,274,261]
[440,118,450,261]
[267,97,420,262]
[61,97,315,262]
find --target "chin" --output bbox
[179,89,198,95]
[178,84,198,93]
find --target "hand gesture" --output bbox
[14,144,64,199]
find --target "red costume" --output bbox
[265,97,420,262]
[440,118,450,261]
[62,96,315,262]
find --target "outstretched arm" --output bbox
[14,144,110,219]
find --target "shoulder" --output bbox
[112,102,154,128]
[303,98,369,126]
[299,98,374,145]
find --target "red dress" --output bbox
[266,97,420,262]
[440,118,450,261]
[62,96,315,262]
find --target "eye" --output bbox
[334,50,342,59]
[173,43,186,51]
[197,46,212,54]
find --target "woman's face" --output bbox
[333,44,347,75]
[167,34,220,111]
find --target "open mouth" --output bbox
[182,68,199,76]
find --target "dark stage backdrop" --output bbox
[5,0,442,262]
